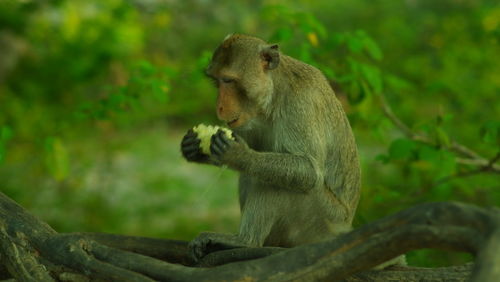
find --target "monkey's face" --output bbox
[211,71,257,129]
[206,34,280,129]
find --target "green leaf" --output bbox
[348,81,365,105]
[301,13,327,37]
[388,138,417,160]
[437,150,456,177]
[347,36,364,53]
[0,126,13,141]
[347,57,360,73]
[137,60,156,76]
[435,127,451,148]
[360,64,383,94]
[385,74,412,90]
[363,36,383,61]
[480,121,500,145]
[418,145,439,163]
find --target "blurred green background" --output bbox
[1,0,499,267]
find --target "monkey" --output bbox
[181,34,361,262]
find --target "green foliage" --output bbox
[44,137,70,181]
[0,126,13,164]
[388,138,418,160]
[0,0,498,268]
[480,121,500,145]
[74,60,173,122]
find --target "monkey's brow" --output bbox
[204,69,239,81]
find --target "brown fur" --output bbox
[182,34,361,259]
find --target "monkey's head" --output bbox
[206,34,279,129]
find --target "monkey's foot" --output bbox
[188,232,245,263]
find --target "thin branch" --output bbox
[435,166,500,186]
[434,171,481,186]
[379,94,415,138]
[486,152,500,169]
[378,93,500,172]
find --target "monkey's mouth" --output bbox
[227,118,240,128]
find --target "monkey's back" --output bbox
[237,55,361,247]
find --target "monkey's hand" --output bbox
[181,129,210,163]
[189,232,246,263]
[210,129,248,165]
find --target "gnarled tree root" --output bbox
[1,191,498,281]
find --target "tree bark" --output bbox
[1,191,499,281]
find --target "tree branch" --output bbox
[378,93,500,172]
[1,191,499,281]
[198,246,284,267]
[72,232,193,266]
[344,264,474,282]
[0,224,54,282]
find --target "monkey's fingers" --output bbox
[182,145,204,157]
[187,128,198,137]
[231,132,245,144]
[210,132,230,156]
[181,139,206,160]
[210,140,224,157]
[181,136,200,147]
[185,151,206,162]
[183,147,202,161]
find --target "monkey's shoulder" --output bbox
[282,55,323,77]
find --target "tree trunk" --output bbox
[1,192,499,281]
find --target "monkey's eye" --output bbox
[220,77,235,84]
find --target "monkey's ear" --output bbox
[260,44,280,70]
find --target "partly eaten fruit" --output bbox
[192,124,234,155]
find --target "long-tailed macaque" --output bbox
[181,34,361,261]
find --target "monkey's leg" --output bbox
[189,195,276,262]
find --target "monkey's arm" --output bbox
[237,151,321,192]
[211,131,323,192]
